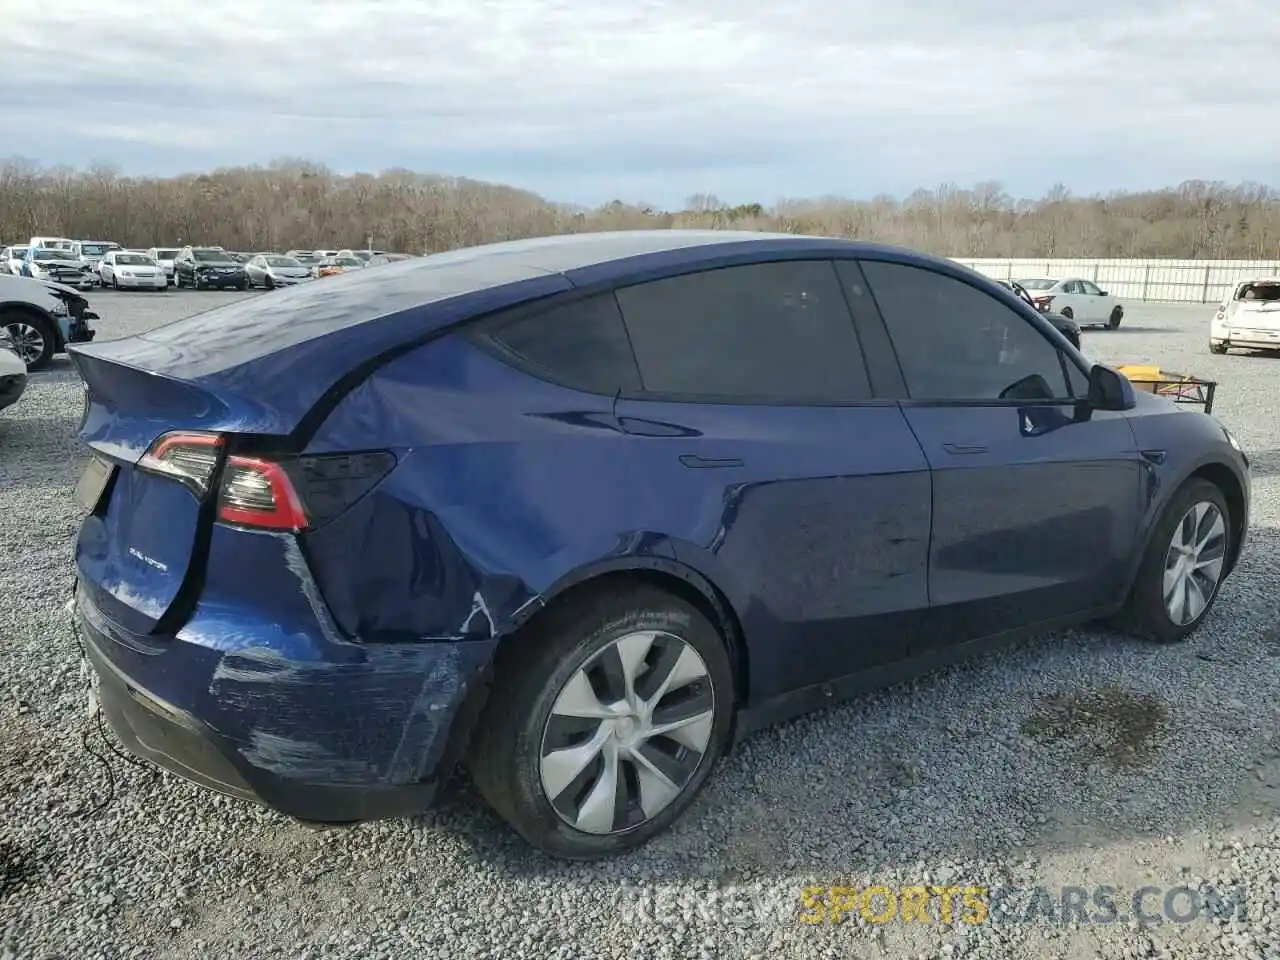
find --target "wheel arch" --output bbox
[505,557,751,711]
[0,300,64,349]
[1125,457,1248,595]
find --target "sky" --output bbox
[3,0,1280,208]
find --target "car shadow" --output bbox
[400,525,1280,899]
[1245,449,1280,479]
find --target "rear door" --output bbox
[852,259,1143,650]
[607,259,933,703]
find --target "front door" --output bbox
[856,259,1144,649]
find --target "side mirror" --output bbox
[1097,289,1108,296]
[1087,364,1136,411]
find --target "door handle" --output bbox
[942,442,988,455]
[679,454,744,469]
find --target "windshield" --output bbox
[1015,278,1057,290]
[35,249,76,261]
[192,249,231,262]
[1236,282,1280,303]
[81,243,113,256]
[117,254,153,266]
[154,249,178,259]
[266,256,301,267]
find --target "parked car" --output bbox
[366,253,413,267]
[0,327,27,413]
[245,254,312,289]
[68,231,1249,860]
[1,246,28,275]
[1015,277,1124,328]
[146,248,181,284]
[313,254,364,279]
[173,247,250,290]
[0,272,97,370]
[98,251,168,291]
[27,236,75,252]
[21,247,95,289]
[70,240,122,283]
[996,280,1082,349]
[1210,277,1280,355]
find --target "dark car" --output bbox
[70,231,1250,860]
[997,280,1082,349]
[173,247,249,290]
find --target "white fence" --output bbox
[950,258,1280,304]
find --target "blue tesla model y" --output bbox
[70,231,1250,859]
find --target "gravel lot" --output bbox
[2,290,1279,960]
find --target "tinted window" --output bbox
[614,260,870,402]
[486,293,642,394]
[861,261,1073,401]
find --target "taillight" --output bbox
[138,431,224,497]
[217,456,309,531]
[1033,296,1054,311]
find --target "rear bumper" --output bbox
[74,581,496,822]
[1215,329,1280,349]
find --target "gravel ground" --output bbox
[2,290,1279,960]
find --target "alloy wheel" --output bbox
[539,629,716,835]
[5,322,46,366]
[1162,500,1227,626]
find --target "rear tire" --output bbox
[467,584,734,860]
[1108,306,1123,330]
[1060,307,1074,320]
[1116,478,1232,644]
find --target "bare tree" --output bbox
[0,157,1276,259]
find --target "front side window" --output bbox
[483,293,642,394]
[861,260,1075,402]
[613,260,871,402]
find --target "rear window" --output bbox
[1236,283,1280,302]
[1015,278,1057,290]
[482,293,642,394]
[154,249,178,259]
[81,243,113,256]
[136,253,562,377]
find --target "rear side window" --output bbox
[485,293,642,394]
[614,260,871,402]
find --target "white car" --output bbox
[146,247,181,284]
[0,328,27,413]
[0,272,98,370]
[98,250,168,290]
[0,246,28,275]
[244,254,313,289]
[1210,278,1280,354]
[70,240,121,283]
[1015,277,1125,329]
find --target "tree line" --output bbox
[1,158,1277,260]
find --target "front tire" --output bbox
[1118,478,1232,644]
[1108,306,1123,330]
[1,311,57,371]
[468,584,734,860]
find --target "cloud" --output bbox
[2,0,1278,206]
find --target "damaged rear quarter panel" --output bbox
[300,333,684,645]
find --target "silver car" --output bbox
[245,254,313,289]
